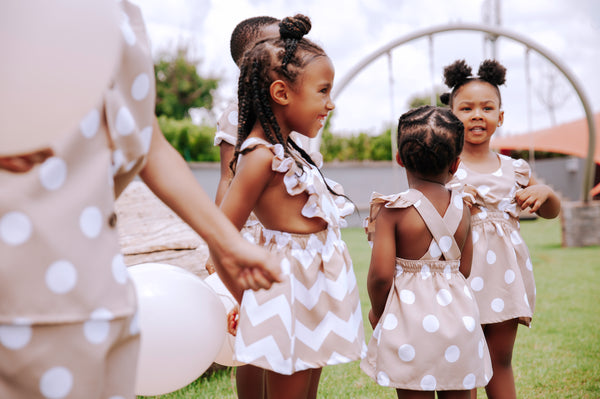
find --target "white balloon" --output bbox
[0,0,122,155]
[204,273,244,367]
[128,263,226,396]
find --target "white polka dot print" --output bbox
[463,373,477,389]
[79,108,100,138]
[420,264,431,280]
[120,13,136,46]
[443,264,452,280]
[436,289,453,306]
[0,211,32,246]
[131,73,150,100]
[45,260,77,294]
[477,185,491,197]
[453,194,464,210]
[478,339,485,358]
[463,285,473,299]
[83,308,114,344]
[112,149,125,175]
[513,159,524,167]
[398,344,416,362]
[140,125,153,153]
[526,258,533,271]
[439,236,452,253]
[129,312,140,336]
[477,208,488,220]
[227,110,238,126]
[422,315,439,333]
[524,293,530,307]
[420,375,436,390]
[112,254,128,284]
[498,198,511,211]
[399,289,415,304]
[462,316,476,332]
[39,366,73,399]
[0,320,33,350]
[495,222,505,236]
[376,371,390,386]
[455,168,467,180]
[470,277,484,291]
[39,157,67,191]
[472,230,479,244]
[510,231,523,245]
[504,269,516,284]
[115,106,135,135]
[445,345,460,363]
[79,206,102,238]
[428,241,441,258]
[486,250,497,264]
[492,167,503,177]
[491,298,505,312]
[395,265,404,276]
[382,314,398,330]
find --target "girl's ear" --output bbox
[449,157,460,174]
[395,151,404,167]
[270,80,290,105]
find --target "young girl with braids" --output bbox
[442,59,560,398]
[217,14,365,399]
[361,105,492,399]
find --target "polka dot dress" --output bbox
[0,1,154,397]
[448,154,535,326]
[361,189,492,391]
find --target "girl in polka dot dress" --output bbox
[218,15,365,399]
[442,59,561,398]
[0,2,279,398]
[361,105,492,398]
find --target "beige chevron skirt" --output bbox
[234,227,366,374]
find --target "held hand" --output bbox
[461,185,478,209]
[227,306,239,336]
[515,185,552,214]
[212,236,282,292]
[0,148,54,173]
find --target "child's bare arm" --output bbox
[516,176,561,219]
[366,208,397,328]
[458,207,473,279]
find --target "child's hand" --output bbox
[0,148,54,173]
[461,185,478,209]
[227,307,239,336]
[368,309,379,330]
[515,185,552,214]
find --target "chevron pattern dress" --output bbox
[233,138,366,374]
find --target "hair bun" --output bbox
[279,14,311,40]
[478,59,506,86]
[439,92,450,105]
[443,59,472,88]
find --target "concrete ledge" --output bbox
[560,200,600,247]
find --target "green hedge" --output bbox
[157,115,219,162]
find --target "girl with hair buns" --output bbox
[217,14,365,399]
[442,59,560,398]
[361,105,492,399]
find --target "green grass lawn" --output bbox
[139,217,600,398]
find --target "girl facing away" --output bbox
[217,14,365,399]
[361,105,492,399]
[442,59,561,398]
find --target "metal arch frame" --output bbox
[332,22,596,202]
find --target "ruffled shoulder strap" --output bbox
[504,155,532,188]
[364,189,422,241]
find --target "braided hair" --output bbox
[230,16,279,66]
[440,59,507,108]
[397,105,464,176]
[232,14,347,200]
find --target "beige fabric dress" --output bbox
[0,2,154,397]
[233,138,366,375]
[361,189,492,391]
[448,154,535,326]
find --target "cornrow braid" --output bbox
[230,16,279,66]
[440,59,507,108]
[397,105,464,176]
[279,14,311,69]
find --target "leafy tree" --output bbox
[157,115,219,162]
[154,47,219,120]
[407,86,446,108]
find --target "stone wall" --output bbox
[560,200,600,247]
